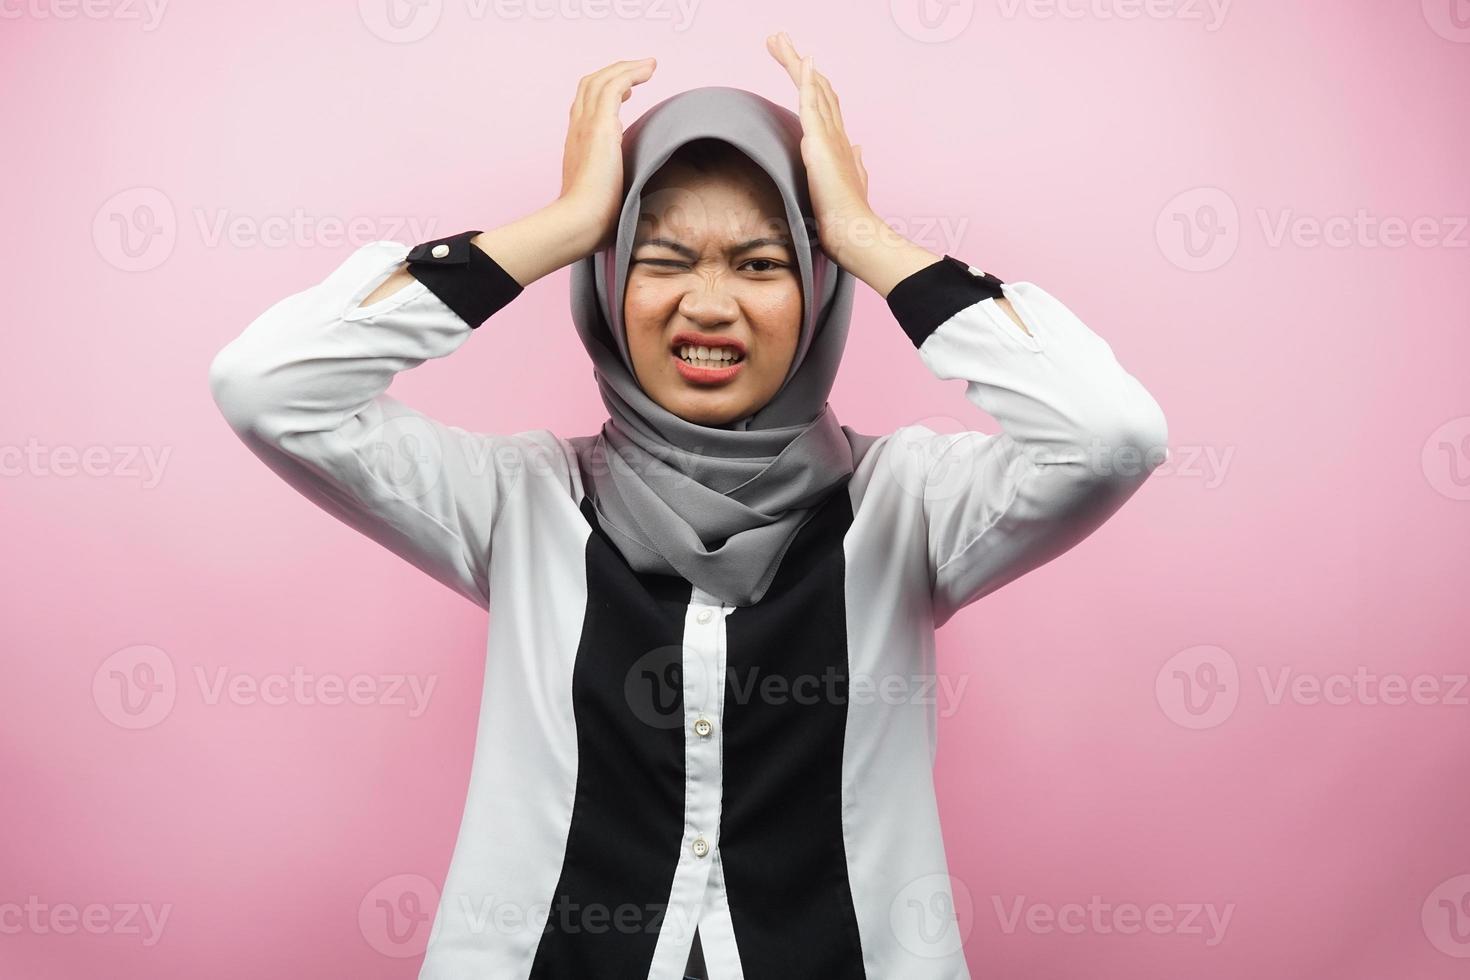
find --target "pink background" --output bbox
[3,1,1469,977]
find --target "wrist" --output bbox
[827,211,942,297]
[471,198,602,288]
[543,194,610,260]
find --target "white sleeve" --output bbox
[885,258,1170,628]
[207,239,539,610]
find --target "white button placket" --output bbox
[648,585,732,979]
[683,586,727,866]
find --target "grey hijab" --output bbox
[568,85,858,607]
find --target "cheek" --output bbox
[745,288,802,360]
[627,328,667,380]
[624,282,677,372]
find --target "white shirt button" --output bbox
[430,243,450,258]
[696,609,713,625]
[692,836,709,858]
[693,717,712,737]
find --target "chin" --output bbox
[668,391,754,427]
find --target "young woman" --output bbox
[209,32,1168,980]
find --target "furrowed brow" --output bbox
[729,237,792,255]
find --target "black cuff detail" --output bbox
[404,230,524,329]
[886,254,1007,348]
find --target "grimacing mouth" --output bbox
[669,331,748,369]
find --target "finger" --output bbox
[573,71,592,120]
[812,68,846,135]
[809,63,836,130]
[577,58,654,118]
[852,144,868,194]
[793,45,842,134]
[766,32,801,87]
[588,58,655,108]
[770,32,793,88]
[802,54,834,131]
[768,35,831,135]
[594,58,655,118]
[779,33,834,131]
[582,62,653,143]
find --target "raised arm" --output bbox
[879,255,1168,627]
[765,32,1168,627]
[207,230,532,609]
[207,57,658,608]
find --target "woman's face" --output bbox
[623,160,801,427]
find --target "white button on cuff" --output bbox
[431,244,450,258]
[692,836,709,858]
[696,609,713,625]
[693,717,712,738]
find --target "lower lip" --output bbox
[672,352,745,385]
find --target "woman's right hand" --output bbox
[368,57,657,301]
[558,57,658,256]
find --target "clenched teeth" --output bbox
[678,345,743,368]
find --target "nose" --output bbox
[676,276,740,328]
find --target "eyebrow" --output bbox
[633,236,793,259]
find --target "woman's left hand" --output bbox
[765,32,876,267]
